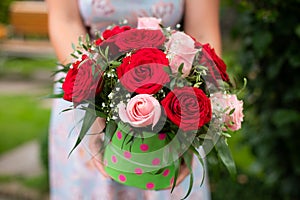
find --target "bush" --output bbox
[0,0,16,24]
[233,0,300,199]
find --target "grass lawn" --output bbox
[0,94,51,154]
[0,57,56,79]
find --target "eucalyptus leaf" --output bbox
[71,53,79,59]
[222,132,232,138]
[85,34,90,43]
[170,78,177,90]
[76,50,83,55]
[71,43,76,51]
[82,44,88,51]
[110,61,122,66]
[163,66,172,74]
[105,46,110,58]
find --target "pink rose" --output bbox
[165,31,198,77]
[211,93,244,131]
[118,94,161,128]
[137,17,162,30]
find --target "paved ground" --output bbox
[0,140,43,178]
[0,139,48,200]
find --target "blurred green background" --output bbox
[0,0,300,199]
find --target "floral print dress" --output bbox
[49,0,211,199]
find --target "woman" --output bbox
[46,0,222,199]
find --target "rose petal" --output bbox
[118,102,130,123]
[118,94,161,128]
[137,17,162,30]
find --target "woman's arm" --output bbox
[46,0,87,64]
[184,0,222,56]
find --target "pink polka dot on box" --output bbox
[103,122,189,190]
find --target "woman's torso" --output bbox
[78,0,184,34]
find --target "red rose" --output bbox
[201,43,230,82]
[62,57,103,104]
[161,87,212,131]
[117,48,170,94]
[97,26,131,59]
[115,29,166,51]
[94,38,103,46]
[102,25,131,40]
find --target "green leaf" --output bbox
[170,158,181,193]
[71,53,79,59]
[110,61,121,66]
[68,108,97,157]
[85,34,90,44]
[76,50,83,55]
[105,46,110,58]
[189,146,205,186]
[295,24,300,38]
[181,152,194,200]
[91,64,96,75]
[84,106,107,118]
[101,120,117,152]
[222,132,232,138]
[118,122,131,133]
[78,35,83,44]
[105,120,117,136]
[229,108,235,115]
[46,93,64,99]
[60,108,74,113]
[82,44,88,51]
[177,79,184,88]
[163,66,172,74]
[170,78,177,90]
[154,167,167,175]
[272,109,300,127]
[215,137,237,177]
[178,63,184,75]
[71,43,76,51]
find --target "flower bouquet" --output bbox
[53,17,244,199]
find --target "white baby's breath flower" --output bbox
[112,116,118,120]
[108,93,114,99]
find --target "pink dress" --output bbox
[49,0,211,199]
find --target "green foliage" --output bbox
[0,95,50,154]
[0,0,16,24]
[0,57,56,79]
[209,166,275,200]
[232,0,300,199]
